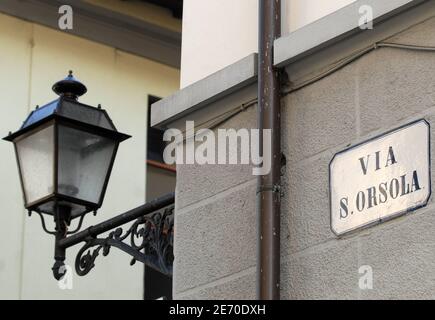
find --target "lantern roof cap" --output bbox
[18,98,116,131]
[52,71,87,100]
[4,72,131,143]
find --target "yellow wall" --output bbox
[0,12,179,300]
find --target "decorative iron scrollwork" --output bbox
[75,205,174,277]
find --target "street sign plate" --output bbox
[330,119,431,236]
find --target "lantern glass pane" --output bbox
[15,125,55,206]
[57,125,116,205]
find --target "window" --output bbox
[145,95,176,300]
[147,95,167,163]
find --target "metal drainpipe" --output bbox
[257,0,281,300]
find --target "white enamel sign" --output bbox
[330,120,431,236]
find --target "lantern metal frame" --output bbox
[3,72,174,281]
[4,71,131,221]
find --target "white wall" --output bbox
[0,13,180,300]
[180,0,356,88]
[282,0,356,34]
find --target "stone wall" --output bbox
[173,10,435,300]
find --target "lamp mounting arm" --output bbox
[52,192,175,280]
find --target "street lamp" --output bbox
[3,71,130,279]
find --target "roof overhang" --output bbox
[0,0,181,68]
[141,0,183,19]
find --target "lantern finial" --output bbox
[52,70,87,100]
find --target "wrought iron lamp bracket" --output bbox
[75,207,174,277]
[48,193,175,280]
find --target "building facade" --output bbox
[0,0,180,300]
[152,0,435,299]
[180,0,356,87]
